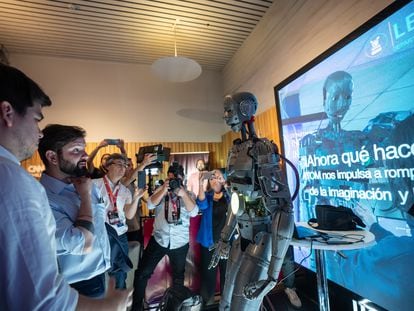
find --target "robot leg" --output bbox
[219,237,242,311]
[268,208,294,281]
[230,232,272,311]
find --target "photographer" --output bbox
[131,162,198,310]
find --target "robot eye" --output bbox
[224,108,233,117]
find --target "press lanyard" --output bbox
[103,176,120,212]
[164,192,181,224]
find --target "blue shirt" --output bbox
[148,188,199,249]
[196,191,229,248]
[40,173,111,284]
[0,146,78,311]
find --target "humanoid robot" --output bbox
[299,71,368,219]
[209,92,294,310]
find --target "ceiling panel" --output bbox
[0,0,273,70]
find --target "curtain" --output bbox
[169,152,209,184]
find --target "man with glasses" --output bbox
[38,124,112,298]
[94,153,145,289]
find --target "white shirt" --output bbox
[148,188,199,249]
[0,145,78,311]
[94,177,132,236]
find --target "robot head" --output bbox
[323,71,354,125]
[224,92,258,132]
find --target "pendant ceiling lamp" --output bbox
[151,20,202,83]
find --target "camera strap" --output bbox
[164,192,181,224]
[103,176,120,212]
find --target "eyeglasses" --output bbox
[110,162,128,168]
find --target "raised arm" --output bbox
[87,140,109,175]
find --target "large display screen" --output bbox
[275,1,414,310]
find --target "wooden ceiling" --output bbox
[0,0,273,70]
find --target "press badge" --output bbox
[108,211,121,226]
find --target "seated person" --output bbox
[131,162,199,310]
[93,153,145,289]
[38,124,111,297]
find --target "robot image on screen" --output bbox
[209,92,295,310]
[299,71,368,213]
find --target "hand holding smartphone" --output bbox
[137,171,147,189]
[105,139,120,145]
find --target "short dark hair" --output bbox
[38,124,86,167]
[0,64,51,115]
[168,161,184,177]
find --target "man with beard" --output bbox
[186,158,207,197]
[0,64,131,310]
[38,124,111,297]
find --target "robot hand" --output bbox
[243,278,276,300]
[208,239,231,269]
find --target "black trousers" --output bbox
[70,272,106,298]
[131,236,189,310]
[199,245,227,306]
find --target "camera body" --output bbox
[169,177,183,191]
[168,161,184,192]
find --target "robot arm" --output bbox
[208,203,237,269]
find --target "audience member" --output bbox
[123,155,157,244]
[0,64,131,310]
[121,154,157,187]
[94,153,145,289]
[87,139,126,179]
[38,124,111,297]
[196,169,229,306]
[187,158,207,197]
[131,162,199,310]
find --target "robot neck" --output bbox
[328,120,342,133]
[241,118,257,142]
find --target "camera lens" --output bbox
[169,178,181,191]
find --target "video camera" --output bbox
[136,144,171,169]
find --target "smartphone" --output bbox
[138,171,147,189]
[105,139,120,145]
[203,171,214,179]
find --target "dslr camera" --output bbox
[169,177,183,191]
[168,162,184,192]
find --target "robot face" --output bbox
[323,72,353,124]
[224,97,243,132]
[224,93,257,132]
